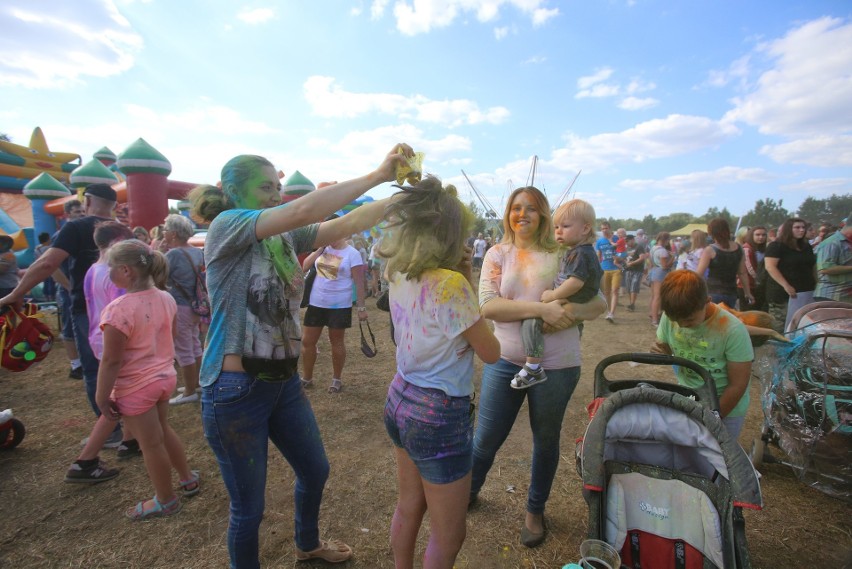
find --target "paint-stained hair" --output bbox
[378,175,474,280]
[553,199,597,245]
[735,226,750,245]
[707,218,731,248]
[190,155,275,223]
[660,269,708,321]
[107,239,168,290]
[93,221,134,251]
[501,186,557,252]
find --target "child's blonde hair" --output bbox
[107,239,169,290]
[553,199,596,245]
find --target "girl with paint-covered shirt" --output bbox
[380,177,500,569]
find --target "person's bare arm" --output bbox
[255,143,412,241]
[461,318,501,364]
[719,361,751,418]
[301,247,324,272]
[650,341,673,355]
[52,269,71,290]
[313,197,393,248]
[541,276,583,303]
[96,324,127,421]
[737,251,754,302]
[540,294,608,333]
[695,247,712,275]
[765,256,796,298]
[0,247,68,307]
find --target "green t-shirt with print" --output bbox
[657,304,754,417]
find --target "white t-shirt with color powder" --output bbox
[389,269,481,397]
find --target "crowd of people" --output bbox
[1,148,850,568]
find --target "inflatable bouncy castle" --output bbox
[0,128,199,267]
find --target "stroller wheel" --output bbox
[0,418,26,450]
[749,438,765,468]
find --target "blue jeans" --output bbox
[471,358,581,515]
[710,293,737,309]
[70,310,100,416]
[202,371,330,569]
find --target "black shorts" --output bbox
[303,305,353,329]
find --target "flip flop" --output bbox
[328,379,343,393]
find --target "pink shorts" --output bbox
[115,376,176,416]
[174,305,203,366]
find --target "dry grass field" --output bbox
[1,292,850,568]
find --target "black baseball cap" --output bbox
[84,183,117,202]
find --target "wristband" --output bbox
[357,306,367,312]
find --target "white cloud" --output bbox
[370,0,389,19]
[619,96,658,110]
[494,26,509,40]
[522,55,546,65]
[236,8,275,25]
[704,55,751,89]
[532,7,559,26]
[0,0,142,88]
[543,114,741,173]
[576,83,620,99]
[391,0,559,36]
[779,177,852,194]
[619,166,775,191]
[760,135,852,167]
[725,17,852,137]
[577,67,614,89]
[302,76,510,127]
[620,166,775,209]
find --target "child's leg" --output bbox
[155,398,193,482]
[520,318,545,363]
[124,405,177,504]
[77,414,120,461]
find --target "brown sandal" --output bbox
[295,539,353,563]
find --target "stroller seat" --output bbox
[579,354,762,569]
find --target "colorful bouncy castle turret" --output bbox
[23,173,71,242]
[69,159,119,199]
[281,171,315,204]
[93,147,117,168]
[116,139,171,230]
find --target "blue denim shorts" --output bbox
[384,374,473,484]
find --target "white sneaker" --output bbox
[605,312,615,323]
[169,392,199,405]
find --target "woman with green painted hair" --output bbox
[189,144,412,568]
[379,176,500,569]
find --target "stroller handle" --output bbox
[593,353,721,412]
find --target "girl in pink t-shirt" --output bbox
[96,239,200,520]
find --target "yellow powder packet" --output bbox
[395,150,424,185]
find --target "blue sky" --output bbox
[2,0,851,221]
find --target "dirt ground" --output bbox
[1,289,850,569]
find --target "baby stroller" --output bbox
[576,353,762,569]
[750,301,852,501]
